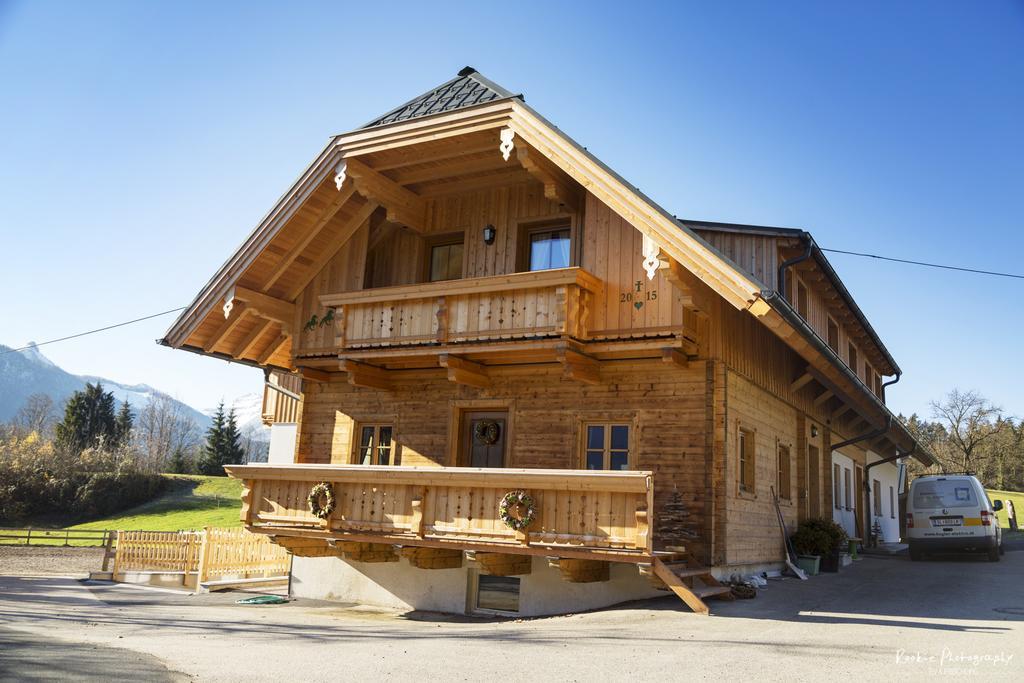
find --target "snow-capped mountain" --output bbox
[0,341,208,429]
[207,393,270,443]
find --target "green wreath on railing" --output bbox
[307,482,336,520]
[498,490,535,531]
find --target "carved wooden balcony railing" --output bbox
[225,464,654,560]
[318,267,602,350]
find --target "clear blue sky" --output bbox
[1,1,1021,418]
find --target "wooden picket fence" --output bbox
[112,527,288,584]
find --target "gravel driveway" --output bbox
[0,552,1021,681]
[0,547,104,576]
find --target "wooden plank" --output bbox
[341,157,427,232]
[439,354,490,388]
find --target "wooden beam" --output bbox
[231,286,296,332]
[298,367,333,383]
[285,200,379,300]
[658,256,711,317]
[260,183,357,292]
[790,370,815,393]
[832,404,854,421]
[340,157,426,232]
[556,346,600,385]
[439,354,489,388]
[661,348,689,369]
[339,359,392,391]
[389,154,509,185]
[813,389,835,407]
[203,304,250,354]
[231,318,273,360]
[516,145,579,211]
[256,333,290,365]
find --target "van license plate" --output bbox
[932,517,962,527]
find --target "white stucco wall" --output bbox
[831,450,856,537]
[290,554,664,617]
[268,423,298,464]
[866,456,900,543]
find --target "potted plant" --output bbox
[798,517,848,573]
[790,523,831,576]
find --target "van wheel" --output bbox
[988,547,1000,562]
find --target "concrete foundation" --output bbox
[290,553,665,616]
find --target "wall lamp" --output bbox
[483,224,496,245]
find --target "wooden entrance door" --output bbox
[462,411,507,468]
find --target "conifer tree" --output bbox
[197,403,244,475]
[55,382,118,454]
[114,401,134,448]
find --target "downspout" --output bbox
[863,443,915,546]
[879,371,901,402]
[777,233,813,302]
[829,415,892,543]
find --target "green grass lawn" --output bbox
[987,488,1024,531]
[68,475,242,533]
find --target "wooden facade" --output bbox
[164,69,932,612]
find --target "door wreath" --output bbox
[498,490,536,531]
[307,482,336,519]
[473,420,501,445]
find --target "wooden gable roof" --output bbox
[161,68,933,465]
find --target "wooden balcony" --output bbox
[318,267,602,350]
[225,464,654,562]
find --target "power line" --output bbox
[1,246,1020,359]
[0,307,186,357]
[820,247,1024,280]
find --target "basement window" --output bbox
[475,575,520,614]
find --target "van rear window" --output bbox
[912,480,977,509]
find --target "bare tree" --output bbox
[929,389,1001,474]
[134,395,200,471]
[15,393,57,438]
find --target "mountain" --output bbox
[0,342,211,430]
[208,393,270,444]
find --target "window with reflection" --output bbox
[584,423,630,470]
[528,227,571,271]
[355,424,399,465]
[428,241,464,282]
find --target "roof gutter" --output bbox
[777,232,813,303]
[758,289,934,467]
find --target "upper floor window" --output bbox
[848,342,859,376]
[739,427,755,494]
[427,236,464,282]
[827,317,840,354]
[864,362,874,388]
[355,423,400,466]
[874,373,883,397]
[584,423,630,470]
[528,226,571,271]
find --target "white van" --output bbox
[906,474,1004,562]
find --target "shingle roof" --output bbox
[361,66,520,129]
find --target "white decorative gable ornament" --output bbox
[334,160,347,191]
[499,128,515,162]
[642,235,661,281]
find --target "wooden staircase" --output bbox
[648,551,734,615]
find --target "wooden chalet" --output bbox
[162,67,934,616]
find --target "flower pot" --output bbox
[796,554,820,576]
[820,549,841,573]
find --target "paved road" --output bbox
[0,552,1021,681]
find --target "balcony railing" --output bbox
[318,267,602,350]
[225,464,654,559]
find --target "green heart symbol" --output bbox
[634,301,643,310]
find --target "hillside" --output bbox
[0,342,211,428]
[70,475,242,532]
